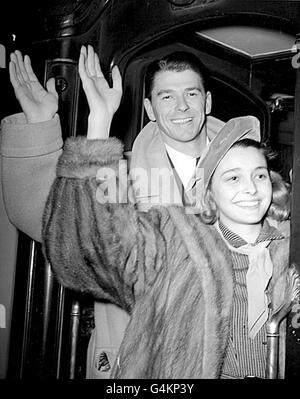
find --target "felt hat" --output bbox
[198,115,261,190]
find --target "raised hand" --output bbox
[78,45,122,139]
[9,50,58,123]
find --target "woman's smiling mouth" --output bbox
[234,200,260,208]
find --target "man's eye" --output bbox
[187,92,198,97]
[162,95,172,100]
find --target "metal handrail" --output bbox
[266,264,300,378]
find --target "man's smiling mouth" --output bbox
[172,117,193,124]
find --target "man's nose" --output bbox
[176,95,189,111]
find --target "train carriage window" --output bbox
[112,24,297,184]
[194,25,296,180]
[196,26,295,59]
[114,42,270,151]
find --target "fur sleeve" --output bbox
[42,137,166,312]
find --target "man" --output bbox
[1,46,224,378]
[131,51,224,208]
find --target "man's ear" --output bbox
[144,98,156,121]
[205,91,212,115]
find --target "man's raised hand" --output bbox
[9,51,58,123]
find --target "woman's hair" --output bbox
[199,138,291,224]
[144,51,211,100]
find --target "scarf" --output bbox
[215,222,273,338]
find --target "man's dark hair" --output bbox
[144,51,211,99]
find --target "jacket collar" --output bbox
[218,219,285,249]
[130,115,225,172]
[130,116,225,207]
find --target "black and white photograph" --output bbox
[0,0,300,391]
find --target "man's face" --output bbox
[144,69,211,146]
[210,145,272,231]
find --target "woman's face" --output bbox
[210,145,272,231]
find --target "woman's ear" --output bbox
[144,98,156,121]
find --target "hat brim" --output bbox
[198,115,261,190]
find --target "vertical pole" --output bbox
[55,284,65,379]
[19,240,36,378]
[69,300,81,379]
[266,333,279,379]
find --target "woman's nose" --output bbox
[243,177,257,194]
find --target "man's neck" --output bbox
[160,129,207,158]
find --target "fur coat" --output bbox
[42,137,290,379]
[1,113,225,378]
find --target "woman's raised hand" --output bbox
[9,51,58,123]
[78,45,122,139]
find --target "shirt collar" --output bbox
[218,219,284,248]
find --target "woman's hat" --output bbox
[198,115,261,190]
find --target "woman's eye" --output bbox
[227,176,239,182]
[255,173,268,180]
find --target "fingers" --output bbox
[87,45,96,77]
[46,77,58,98]
[94,52,104,78]
[79,44,121,94]
[24,55,38,82]
[9,51,37,89]
[78,45,89,84]
[14,50,30,82]
[9,58,20,89]
[80,45,106,78]
[111,66,122,95]
[79,45,104,81]
[9,52,23,88]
